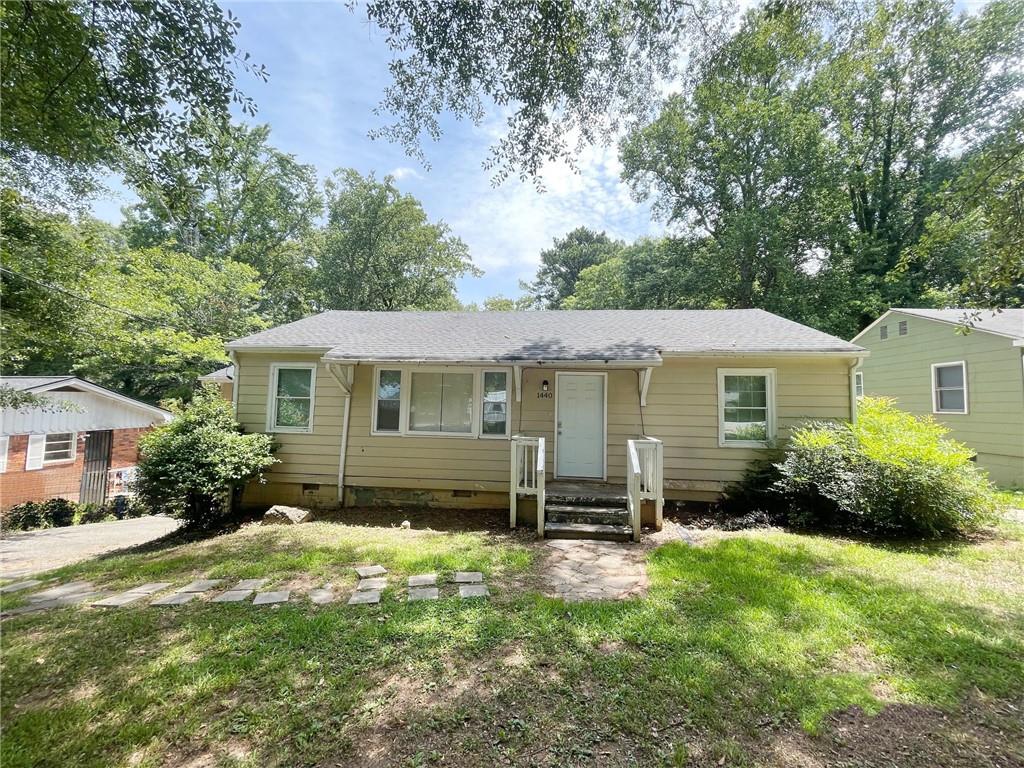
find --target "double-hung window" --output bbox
[932,361,967,414]
[855,371,864,398]
[268,364,316,432]
[718,369,775,447]
[372,367,510,438]
[42,432,76,463]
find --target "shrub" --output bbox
[1,502,45,532]
[40,497,77,527]
[768,397,997,538]
[73,503,115,525]
[135,388,277,527]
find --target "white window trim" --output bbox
[717,368,777,448]
[479,368,512,440]
[855,371,864,398]
[42,432,77,464]
[931,360,968,415]
[370,365,512,440]
[266,363,317,434]
[0,435,8,473]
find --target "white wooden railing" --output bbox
[510,435,546,537]
[626,436,664,541]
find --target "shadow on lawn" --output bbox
[2,536,1022,767]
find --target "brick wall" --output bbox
[0,427,149,508]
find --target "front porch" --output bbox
[510,435,664,542]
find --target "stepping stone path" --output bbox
[542,539,648,602]
[3,562,494,617]
[408,573,437,587]
[177,579,224,593]
[408,586,439,601]
[211,579,269,603]
[355,565,387,578]
[309,586,335,605]
[151,592,197,606]
[0,579,42,594]
[93,582,172,608]
[253,590,290,605]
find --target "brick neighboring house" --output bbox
[1,377,172,508]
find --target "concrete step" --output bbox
[545,504,631,526]
[543,521,633,542]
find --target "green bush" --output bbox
[73,503,115,525]
[1,502,46,532]
[769,397,997,537]
[41,497,77,527]
[135,388,277,527]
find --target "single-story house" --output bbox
[198,364,235,401]
[0,376,172,507]
[852,308,1024,486]
[227,310,865,539]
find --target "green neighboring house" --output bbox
[852,308,1024,487]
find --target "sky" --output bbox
[91,2,665,305]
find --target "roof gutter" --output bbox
[317,356,665,368]
[660,350,868,359]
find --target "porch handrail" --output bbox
[626,440,642,542]
[626,436,664,539]
[510,435,546,537]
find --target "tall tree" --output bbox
[122,123,323,323]
[357,1,724,182]
[1,0,265,204]
[525,227,624,308]
[315,169,479,311]
[621,5,839,313]
[822,0,1024,322]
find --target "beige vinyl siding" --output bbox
[235,351,854,505]
[234,352,344,487]
[857,313,1024,486]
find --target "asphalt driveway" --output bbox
[0,516,181,578]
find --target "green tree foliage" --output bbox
[315,169,479,311]
[358,1,720,182]
[1,192,263,401]
[122,123,323,323]
[616,0,1023,335]
[0,0,265,204]
[524,227,624,308]
[135,388,277,526]
[481,295,533,311]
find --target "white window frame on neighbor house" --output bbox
[0,435,8,473]
[931,360,968,415]
[266,363,317,433]
[717,368,777,448]
[43,432,77,464]
[370,365,511,439]
[855,371,864,398]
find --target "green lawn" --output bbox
[2,511,1023,768]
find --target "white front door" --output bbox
[556,373,605,478]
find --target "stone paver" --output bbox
[542,540,649,602]
[177,579,224,593]
[253,590,290,605]
[93,592,149,608]
[356,577,387,591]
[408,573,437,587]
[0,579,42,593]
[458,584,489,599]
[453,571,483,583]
[129,582,174,595]
[355,565,387,578]
[28,581,95,602]
[4,590,102,615]
[151,592,198,606]
[348,589,381,605]
[211,590,253,603]
[233,579,268,591]
[308,588,334,605]
[408,586,439,601]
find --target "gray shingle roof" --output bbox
[228,310,863,362]
[198,365,234,381]
[0,376,77,391]
[891,308,1024,340]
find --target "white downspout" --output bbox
[228,350,239,414]
[326,363,354,507]
[849,358,860,423]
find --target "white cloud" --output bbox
[389,166,422,181]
